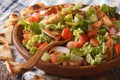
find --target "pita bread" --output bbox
[5,60,21,74]
[9,13,19,22]
[20,2,46,17]
[0,25,13,44]
[0,43,13,61]
[2,13,19,28]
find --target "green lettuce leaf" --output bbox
[100,4,117,18]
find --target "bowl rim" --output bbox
[13,24,120,77]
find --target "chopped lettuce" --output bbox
[88,13,98,23]
[30,46,37,54]
[29,23,44,34]
[45,23,65,31]
[18,18,44,34]
[86,53,106,65]
[90,43,107,56]
[61,3,82,15]
[70,54,83,62]
[41,52,50,62]
[38,34,50,43]
[58,54,70,64]
[86,6,98,23]
[86,43,107,65]
[112,36,120,43]
[71,42,92,57]
[71,47,83,56]
[71,42,107,65]
[97,28,108,35]
[73,28,83,41]
[64,14,73,21]
[96,34,107,44]
[18,18,28,26]
[114,20,120,28]
[86,6,96,18]
[86,54,94,65]
[63,14,88,32]
[74,14,89,32]
[100,4,117,18]
[25,34,50,53]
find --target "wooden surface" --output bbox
[0,61,120,80]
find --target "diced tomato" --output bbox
[81,58,88,66]
[90,38,99,46]
[32,13,40,22]
[27,16,36,23]
[87,30,96,38]
[27,13,40,23]
[115,43,120,56]
[38,42,48,50]
[61,27,72,40]
[66,41,80,49]
[77,34,89,48]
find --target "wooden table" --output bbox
[0,61,120,80]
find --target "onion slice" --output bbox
[116,32,120,36]
[49,46,70,54]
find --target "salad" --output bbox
[18,3,120,66]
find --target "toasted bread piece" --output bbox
[2,13,19,28]
[40,13,62,24]
[102,15,114,27]
[20,2,46,17]
[9,13,19,22]
[0,25,13,44]
[92,20,103,29]
[5,60,21,74]
[0,43,13,61]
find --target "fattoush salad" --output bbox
[18,3,120,66]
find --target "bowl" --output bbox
[12,3,120,77]
[13,24,120,77]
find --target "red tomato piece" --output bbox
[61,27,72,40]
[78,34,89,48]
[115,43,120,56]
[90,38,99,46]
[27,13,40,23]
[32,13,40,22]
[87,30,96,38]
[38,42,48,50]
[27,16,36,23]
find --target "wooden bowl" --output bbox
[13,25,120,77]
